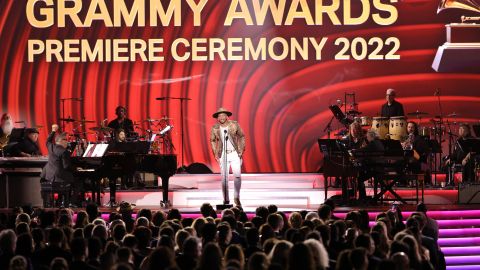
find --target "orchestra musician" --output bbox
[380,88,405,118]
[12,128,41,157]
[447,124,477,183]
[402,122,429,174]
[0,113,13,152]
[108,106,134,138]
[357,130,385,201]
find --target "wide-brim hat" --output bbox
[116,201,136,212]
[212,107,232,118]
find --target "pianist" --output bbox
[344,122,367,150]
[357,130,385,201]
[40,124,77,207]
[12,128,41,157]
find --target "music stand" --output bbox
[457,139,480,154]
[83,143,108,158]
[329,105,352,127]
[472,125,480,138]
[380,140,403,156]
[8,128,25,143]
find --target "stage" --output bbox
[96,172,462,210]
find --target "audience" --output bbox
[0,202,446,270]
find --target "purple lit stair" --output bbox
[348,209,480,269]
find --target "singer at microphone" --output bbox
[210,107,246,207]
[380,88,405,118]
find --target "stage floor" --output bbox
[91,173,465,211]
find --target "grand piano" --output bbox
[72,141,177,206]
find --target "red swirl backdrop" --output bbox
[0,0,479,172]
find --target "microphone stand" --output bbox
[435,90,455,186]
[59,97,83,132]
[156,97,191,171]
[223,131,229,204]
[324,116,335,139]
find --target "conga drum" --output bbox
[371,117,389,139]
[389,116,407,140]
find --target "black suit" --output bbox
[380,100,405,118]
[41,132,73,183]
[12,137,41,157]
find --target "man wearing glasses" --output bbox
[41,124,76,207]
[380,88,405,118]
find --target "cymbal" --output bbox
[143,119,161,122]
[407,111,429,116]
[144,117,172,122]
[59,117,76,123]
[89,126,113,132]
[347,110,362,116]
[72,131,95,135]
[447,112,460,117]
[77,119,95,123]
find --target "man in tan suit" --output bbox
[210,108,245,206]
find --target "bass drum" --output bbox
[389,116,407,140]
[371,117,389,139]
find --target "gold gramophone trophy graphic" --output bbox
[432,0,480,72]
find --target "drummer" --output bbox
[108,106,134,139]
[380,88,405,118]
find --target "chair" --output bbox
[40,180,71,208]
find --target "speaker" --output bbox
[186,163,213,174]
[458,183,480,204]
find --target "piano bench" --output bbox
[40,181,72,208]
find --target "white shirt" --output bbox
[220,126,235,152]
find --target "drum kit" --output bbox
[59,116,175,156]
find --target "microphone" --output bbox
[156,97,169,100]
[224,129,228,140]
[434,89,440,96]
